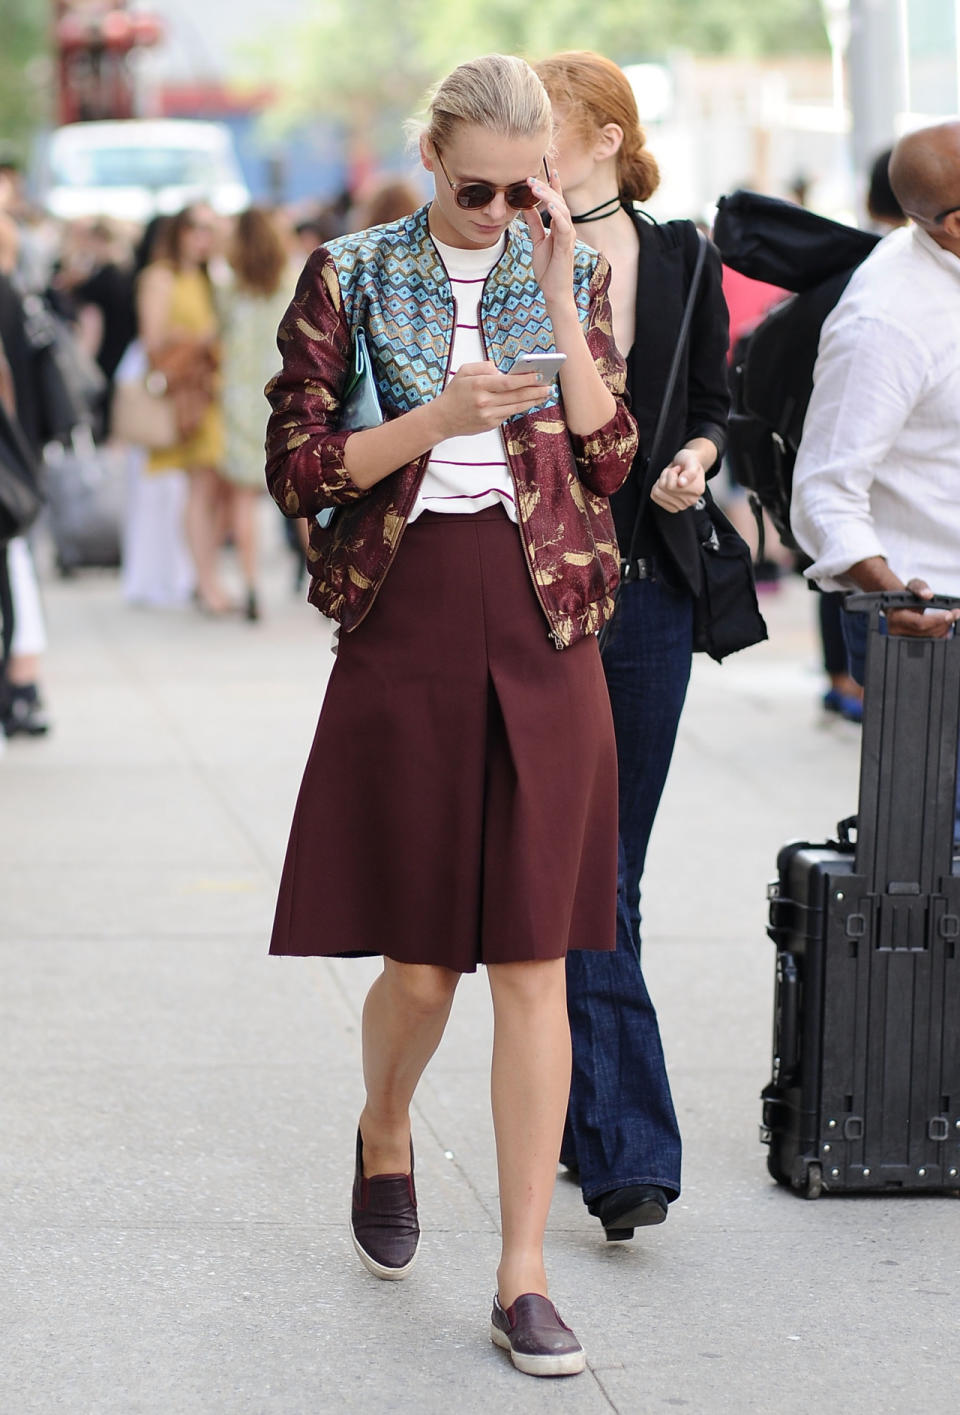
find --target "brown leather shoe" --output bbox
[490,1293,585,1376]
[350,1129,420,1280]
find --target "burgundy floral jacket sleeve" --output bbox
[264,253,366,520]
[566,256,637,498]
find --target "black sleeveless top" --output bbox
[611,209,730,596]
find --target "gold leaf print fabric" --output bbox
[264,209,637,647]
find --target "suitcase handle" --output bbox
[774,952,800,1083]
[844,590,960,621]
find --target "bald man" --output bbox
[792,120,960,680]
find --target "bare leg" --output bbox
[184,465,230,611]
[488,957,571,1308]
[5,652,41,687]
[359,958,460,1176]
[230,486,259,591]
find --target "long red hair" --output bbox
[535,51,660,203]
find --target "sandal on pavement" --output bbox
[350,1129,420,1280]
[490,1293,585,1377]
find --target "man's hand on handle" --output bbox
[887,578,960,638]
[847,557,960,637]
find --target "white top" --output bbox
[408,234,518,523]
[791,225,960,595]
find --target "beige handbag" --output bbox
[110,368,178,450]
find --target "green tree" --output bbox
[256,0,828,158]
[0,0,49,159]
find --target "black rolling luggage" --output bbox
[761,591,960,1198]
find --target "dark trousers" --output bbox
[820,591,850,676]
[563,575,690,1203]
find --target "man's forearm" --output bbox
[845,556,904,592]
[843,557,956,637]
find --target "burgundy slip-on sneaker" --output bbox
[490,1293,585,1376]
[350,1129,420,1280]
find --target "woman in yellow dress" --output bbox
[137,204,228,612]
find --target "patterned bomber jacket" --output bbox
[264,204,638,649]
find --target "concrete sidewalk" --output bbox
[1,536,957,1414]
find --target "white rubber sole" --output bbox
[350,1224,420,1281]
[490,1324,586,1376]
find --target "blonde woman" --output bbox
[266,55,636,1375]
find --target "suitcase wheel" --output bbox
[795,1162,823,1200]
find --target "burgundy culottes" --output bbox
[269,506,618,973]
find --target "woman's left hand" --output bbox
[649,447,706,513]
[523,168,576,307]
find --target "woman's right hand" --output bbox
[344,364,546,491]
[432,361,545,440]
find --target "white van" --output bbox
[39,119,250,223]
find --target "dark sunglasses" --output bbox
[435,149,549,211]
[934,204,960,224]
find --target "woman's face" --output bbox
[548,107,603,196]
[180,205,217,265]
[421,123,550,250]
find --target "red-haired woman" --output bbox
[535,51,730,1242]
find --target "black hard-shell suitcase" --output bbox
[762,592,960,1197]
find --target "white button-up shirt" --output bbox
[792,225,960,595]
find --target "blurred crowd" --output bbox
[0,162,423,747]
[0,132,905,754]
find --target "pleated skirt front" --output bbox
[270,506,618,973]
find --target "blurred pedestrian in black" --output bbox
[72,219,137,439]
[0,229,51,739]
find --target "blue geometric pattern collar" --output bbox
[325,204,594,416]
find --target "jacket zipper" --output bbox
[345,280,459,634]
[478,273,565,651]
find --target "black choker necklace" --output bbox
[571,195,622,224]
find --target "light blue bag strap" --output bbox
[315,328,381,529]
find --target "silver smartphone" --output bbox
[510,352,567,383]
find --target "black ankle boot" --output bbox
[588,1185,669,1241]
[1,682,50,737]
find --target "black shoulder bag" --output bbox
[0,397,42,548]
[601,230,767,663]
